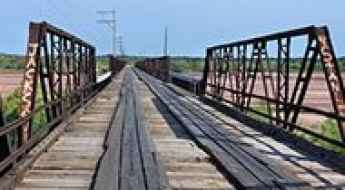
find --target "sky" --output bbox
[0,0,344,56]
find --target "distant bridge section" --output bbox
[135,56,170,81]
[109,55,126,77]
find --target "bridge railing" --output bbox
[0,22,113,180]
[201,25,345,148]
[18,22,97,146]
[135,56,170,81]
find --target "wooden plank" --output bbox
[93,70,169,190]
[178,95,309,189]
[120,75,146,189]
[167,83,314,189]
[90,70,128,190]
[166,104,263,188]
[180,105,287,185]
[92,86,126,190]
[133,71,169,190]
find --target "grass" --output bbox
[246,101,345,155]
[168,57,345,74]
[248,101,272,123]
[2,88,21,122]
[299,119,345,155]
[1,84,48,141]
[0,53,25,70]
[170,57,204,73]
[0,53,344,74]
[0,53,116,76]
[96,56,110,75]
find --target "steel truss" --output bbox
[19,22,96,145]
[201,26,345,147]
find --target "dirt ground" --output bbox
[0,70,23,96]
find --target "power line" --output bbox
[97,10,117,56]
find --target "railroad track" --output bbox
[135,68,312,190]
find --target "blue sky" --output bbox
[0,0,344,56]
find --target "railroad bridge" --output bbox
[0,22,345,190]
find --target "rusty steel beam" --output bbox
[135,56,170,81]
[209,25,316,49]
[202,25,345,147]
[19,23,42,146]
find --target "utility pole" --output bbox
[97,10,117,56]
[118,35,125,56]
[164,26,168,56]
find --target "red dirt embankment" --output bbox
[0,70,23,96]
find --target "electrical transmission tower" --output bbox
[97,10,117,56]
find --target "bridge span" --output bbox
[0,22,345,190]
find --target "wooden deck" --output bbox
[135,68,345,189]
[15,70,125,190]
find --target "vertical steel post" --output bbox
[201,49,211,96]
[316,27,345,141]
[19,23,42,146]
